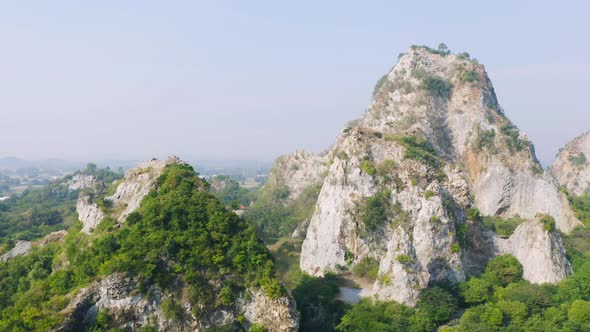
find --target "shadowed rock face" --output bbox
[551,131,590,196]
[272,46,577,306]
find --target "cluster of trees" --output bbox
[0,163,282,331]
[245,183,321,244]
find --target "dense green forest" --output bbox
[0,164,281,331]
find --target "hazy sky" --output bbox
[1,1,589,164]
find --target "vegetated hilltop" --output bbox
[0,157,298,331]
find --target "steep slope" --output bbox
[264,150,329,202]
[295,46,575,305]
[551,131,590,196]
[246,150,329,242]
[0,158,299,331]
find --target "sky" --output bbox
[0,1,589,165]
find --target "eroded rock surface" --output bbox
[551,131,590,196]
[77,195,105,234]
[295,46,574,305]
[58,274,299,332]
[495,220,571,284]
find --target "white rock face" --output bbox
[239,289,300,332]
[297,46,574,305]
[66,174,100,191]
[0,240,32,262]
[359,47,578,233]
[301,128,467,305]
[106,158,169,222]
[60,274,299,332]
[495,220,571,283]
[77,195,105,234]
[551,131,590,196]
[75,157,178,233]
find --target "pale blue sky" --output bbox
[1,1,588,164]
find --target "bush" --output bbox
[293,274,348,332]
[467,207,482,223]
[500,124,526,152]
[482,216,524,238]
[461,70,479,83]
[336,300,421,332]
[161,298,184,321]
[417,287,458,324]
[376,159,397,181]
[360,160,377,176]
[477,129,496,152]
[373,75,388,96]
[360,191,391,235]
[485,254,523,286]
[421,75,452,98]
[387,135,441,169]
[451,243,460,253]
[396,254,413,266]
[457,52,471,60]
[424,191,435,200]
[352,257,380,281]
[540,215,556,232]
[569,152,588,168]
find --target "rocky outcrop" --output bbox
[75,157,179,233]
[37,230,68,246]
[77,195,105,234]
[0,240,31,262]
[0,230,68,262]
[106,157,174,222]
[300,128,468,305]
[239,289,300,332]
[265,150,329,201]
[66,174,101,192]
[297,46,574,305]
[495,219,571,283]
[58,274,299,332]
[551,131,590,196]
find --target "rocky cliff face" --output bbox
[551,131,590,196]
[58,274,299,332]
[106,157,175,222]
[75,157,178,233]
[66,174,102,192]
[494,219,571,284]
[77,195,105,234]
[293,46,575,305]
[264,150,329,201]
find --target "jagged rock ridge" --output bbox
[268,46,577,305]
